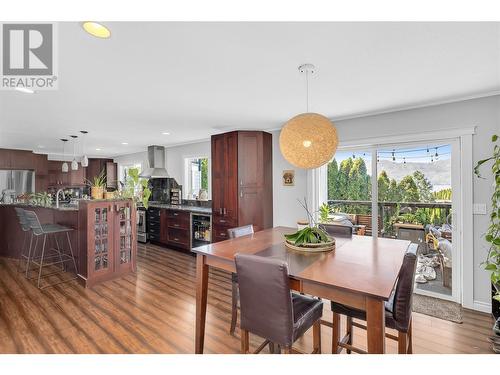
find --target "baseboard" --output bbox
[473,300,492,314]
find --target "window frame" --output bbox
[183,155,211,200]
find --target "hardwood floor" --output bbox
[0,243,495,354]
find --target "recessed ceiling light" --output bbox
[162,132,170,135]
[95,148,101,151]
[82,22,111,39]
[14,87,35,94]
[37,145,45,149]
[121,142,128,145]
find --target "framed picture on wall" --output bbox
[282,170,295,186]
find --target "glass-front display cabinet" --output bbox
[78,199,137,287]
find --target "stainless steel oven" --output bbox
[137,207,147,243]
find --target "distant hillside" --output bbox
[377,159,451,189]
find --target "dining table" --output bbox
[192,226,411,354]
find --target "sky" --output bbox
[332,143,452,172]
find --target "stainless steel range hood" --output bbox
[139,145,169,178]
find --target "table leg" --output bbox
[366,297,386,353]
[195,254,209,354]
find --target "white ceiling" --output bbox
[0,22,499,157]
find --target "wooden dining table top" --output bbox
[193,226,411,300]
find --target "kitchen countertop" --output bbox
[148,203,212,215]
[0,203,79,212]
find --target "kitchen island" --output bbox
[0,198,136,287]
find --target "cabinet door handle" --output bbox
[240,190,243,198]
[220,219,226,223]
[240,179,243,186]
[223,208,227,215]
[174,224,179,227]
[219,208,222,215]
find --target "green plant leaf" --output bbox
[492,134,498,142]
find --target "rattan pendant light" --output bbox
[279,64,338,169]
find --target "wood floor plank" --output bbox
[0,243,495,354]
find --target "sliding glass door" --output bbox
[320,138,461,303]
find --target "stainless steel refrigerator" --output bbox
[0,170,35,201]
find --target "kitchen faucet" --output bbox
[55,189,66,208]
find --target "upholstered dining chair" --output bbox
[227,224,254,335]
[235,253,323,354]
[328,243,418,354]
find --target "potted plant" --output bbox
[117,167,152,208]
[474,134,500,339]
[283,199,335,252]
[86,170,106,200]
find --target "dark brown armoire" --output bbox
[211,131,273,242]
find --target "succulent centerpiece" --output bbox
[284,198,335,253]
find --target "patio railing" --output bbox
[327,199,452,237]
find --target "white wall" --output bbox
[330,95,500,308]
[164,142,211,188]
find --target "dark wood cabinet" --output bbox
[47,160,86,187]
[34,153,48,175]
[0,148,35,169]
[78,199,136,288]
[0,149,10,168]
[166,210,190,250]
[150,208,191,251]
[87,158,118,190]
[211,131,273,242]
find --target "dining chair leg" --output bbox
[332,312,340,354]
[268,342,275,354]
[407,319,413,354]
[37,234,47,289]
[230,279,238,335]
[17,231,27,273]
[313,320,321,354]
[397,331,407,354]
[240,329,249,354]
[346,316,353,354]
[25,233,35,278]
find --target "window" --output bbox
[184,157,210,199]
[120,163,142,191]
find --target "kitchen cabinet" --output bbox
[34,153,48,175]
[166,210,190,250]
[0,149,10,168]
[87,158,118,190]
[149,207,191,251]
[0,148,35,169]
[78,199,136,287]
[211,131,273,242]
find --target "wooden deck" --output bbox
[0,243,494,354]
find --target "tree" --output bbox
[398,175,420,202]
[378,170,390,202]
[200,158,208,190]
[337,158,353,200]
[327,158,339,200]
[413,171,433,202]
[388,178,401,202]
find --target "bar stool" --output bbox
[23,210,78,289]
[14,207,34,277]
